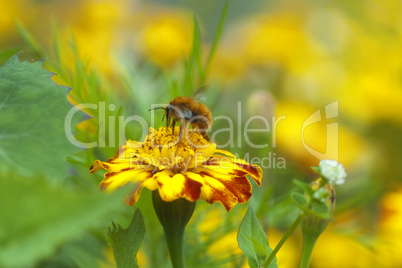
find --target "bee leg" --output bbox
[171,119,176,135]
[178,119,189,142]
[202,133,211,141]
[166,115,171,128]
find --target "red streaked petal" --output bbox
[194,167,253,211]
[153,170,202,202]
[99,168,156,192]
[202,154,263,186]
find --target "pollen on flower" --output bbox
[90,126,263,211]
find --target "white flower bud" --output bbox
[319,160,346,185]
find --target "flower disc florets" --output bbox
[139,127,216,173]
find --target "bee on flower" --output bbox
[90,126,262,211]
[90,96,264,268]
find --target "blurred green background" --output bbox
[1,0,402,267]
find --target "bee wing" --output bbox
[191,85,208,103]
[181,107,193,119]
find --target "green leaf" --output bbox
[249,237,270,265]
[0,175,129,267]
[311,203,331,219]
[205,1,229,74]
[191,16,204,80]
[14,19,45,56]
[2,52,21,66]
[0,48,21,65]
[109,209,146,268]
[291,192,308,207]
[293,179,313,196]
[237,207,277,268]
[311,166,320,174]
[0,54,85,182]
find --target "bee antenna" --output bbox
[148,107,165,111]
[162,114,165,122]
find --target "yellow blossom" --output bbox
[245,12,313,73]
[141,15,191,66]
[311,230,375,267]
[275,100,363,168]
[91,127,262,211]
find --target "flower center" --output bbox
[140,127,216,173]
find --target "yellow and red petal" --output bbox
[90,159,150,174]
[90,127,263,210]
[154,170,203,202]
[202,154,263,186]
[192,167,253,211]
[99,167,157,192]
[124,176,160,206]
[108,140,144,160]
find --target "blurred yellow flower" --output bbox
[275,100,363,169]
[268,229,300,268]
[377,188,402,266]
[142,15,191,66]
[311,230,375,267]
[339,73,402,123]
[380,188,402,234]
[207,231,244,266]
[245,12,313,73]
[0,1,17,35]
[68,0,128,74]
[209,48,248,81]
[91,127,262,211]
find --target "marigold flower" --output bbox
[90,127,262,211]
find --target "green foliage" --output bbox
[291,192,308,207]
[293,179,313,196]
[109,209,146,268]
[0,54,84,182]
[205,1,229,74]
[36,232,108,268]
[0,175,129,267]
[292,180,332,220]
[237,207,277,268]
[14,18,45,56]
[311,166,320,174]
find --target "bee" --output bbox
[149,88,213,141]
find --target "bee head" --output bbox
[164,104,174,122]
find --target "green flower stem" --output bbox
[163,223,186,268]
[152,191,196,268]
[264,213,305,268]
[300,233,319,268]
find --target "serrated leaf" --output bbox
[291,192,308,207]
[2,52,21,66]
[0,175,129,267]
[0,54,85,182]
[237,207,277,268]
[109,209,146,268]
